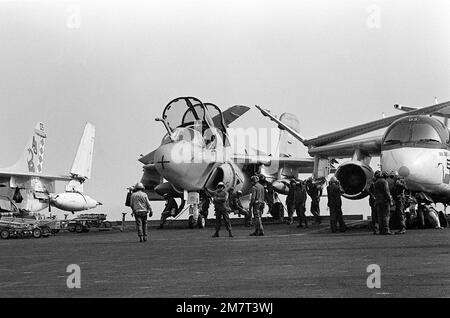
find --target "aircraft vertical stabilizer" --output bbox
[6,122,47,173]
[70,122,95,181]
[278,113,302,159]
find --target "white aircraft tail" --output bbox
[278,113,302,158]
[6,122,47,173]
[70,122,95,182]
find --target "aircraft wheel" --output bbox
[188,216,195,229]
[32,228,42,239]
[75,223,84,233]
[1,229,10,239]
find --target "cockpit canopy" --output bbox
[382,116,449,146]
[161,97,229,147]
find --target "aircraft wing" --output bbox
[214,105,250,127]
[256,101,450,147]
[394,104,450,118]
[308,136,383,158]
[0,171,72,181]
[232,154,315,173]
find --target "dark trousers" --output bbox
[394,200,406,231]
[215,209,232,233]
[329,206,346,232]
[134,211,148,237]
[310,198,321,223]
[286,200,295,222]
[234,207,251,225]
[252,202,265,233]
[295,202,307,227]
[160,209,176,225]
[371,205,378,233]
[376,202,390,234]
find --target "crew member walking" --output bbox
[130,182,153,242]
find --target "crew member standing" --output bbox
[212,182,233,238]
[327,177,346,233]
[130,182,153,242]
[368,171,380,234]
[294,180,308,228]
[157,194,179,229]
[374,172,393,235]
[229,190,252,227]
[392,173,407,234]
[306,177,322,224]
[285,179,296,224]
[250,176,265,236]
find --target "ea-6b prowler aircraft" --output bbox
[0,122,101,215]
[138,96,314,227]
[256,100,450,204]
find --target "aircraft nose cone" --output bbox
[398,166,410,178]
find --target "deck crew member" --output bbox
[130,182,153,242]
[228,190,251,227]
[212,182,233,238]
[157,194,179,229]
[368,171,380,234]
[249,176,265,236]
[294,180,308,228]
[327,177,346,233]
[374,172,393,235]
[306,177,322,224]
[392,173,407,234]
[285,179,296,224]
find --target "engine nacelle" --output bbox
[205,162,246,192]
[335,161,373,200]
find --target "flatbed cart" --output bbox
[67,213,112,233]
[0,217,51,239]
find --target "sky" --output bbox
[0,0,449,221]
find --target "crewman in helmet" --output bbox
[130,182,153,242]
[228,189,252,227]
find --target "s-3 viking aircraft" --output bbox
[138,96,314,227]
[0,122,101,215]
[256,100,450,204]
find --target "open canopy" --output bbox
[161,97,229,146]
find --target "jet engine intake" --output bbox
[205,163,245,192]
[335,161,373,200]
